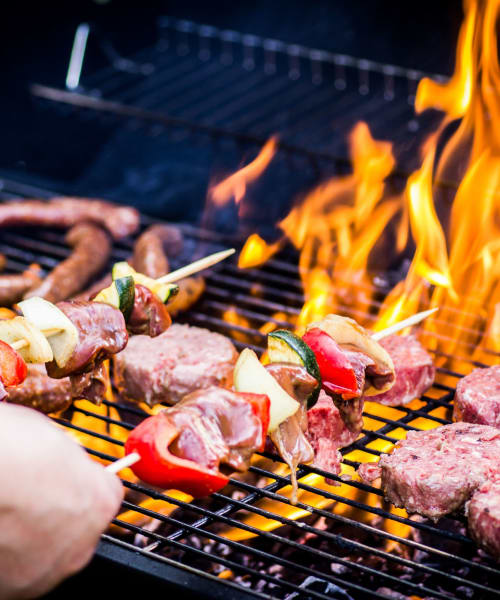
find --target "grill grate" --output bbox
[1,179,500,600]
[31,17,446,178]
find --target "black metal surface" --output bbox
[28,15,451,231]
[1,179,500,600]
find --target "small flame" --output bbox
[238,234,282,269]
[209,137,278,206]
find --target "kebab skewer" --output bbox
[115,308,437,496]
[1,248,235,356]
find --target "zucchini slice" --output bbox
[112,262,179,304]
[18,297,79,368]
[233,348,299,433]
[94,276,135,321]
[268,329,321,407]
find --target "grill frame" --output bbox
[1,178,500,599]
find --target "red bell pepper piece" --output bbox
[236,392,270,451]
[0,340,27,388]
[302,328,357,398]
[125,412,229,497]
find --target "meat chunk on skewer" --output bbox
[454,365,500,429]
[113,323,237,407]
[306,390,358,477]
[0,197,139,239]
[46,301,128,401]
[369,334,435,407]
[125,386,268,497]
[25,223,111,303]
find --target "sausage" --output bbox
[25,223,111,303]
[0,197,139,239]
[6,364,72,414]
[0,254,6,272]
[131,224,184,278]
[72,274,112,302]
[166,276,205,315]
[0,264,42,306]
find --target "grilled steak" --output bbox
[0,197,139,239]
[378,422,500,520]
[25,223,111,303]
[454,365,500,429]
[113,323,238,406]
[5,364,72,414]
[306,390,358,477]
[370,335,435,406]
[468,479,500,561]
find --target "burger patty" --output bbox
[378,422,500,520]
[113,323,238,406]
[370,335,435,406]
[468,479,500,561]
[454,365,500,429]
[6,364,72,414]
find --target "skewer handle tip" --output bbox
[105,452,141,474]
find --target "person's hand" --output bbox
[0,403,124,599]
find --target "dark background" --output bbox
[0,1,462,596]
[0,0,462,202]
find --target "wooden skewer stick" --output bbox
[155,248,235,285]
[105,452,141,474]
[371,307,438,341]
[10,327,63,351]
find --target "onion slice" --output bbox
[0,316,53,363]
[233,348,299,432]
[18,297,79,368]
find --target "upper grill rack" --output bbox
[31,17,446,177]
[1,180,499,600]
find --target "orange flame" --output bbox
[209,137,278,206]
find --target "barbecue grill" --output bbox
[1,175,499,600]
[2,5,499,600]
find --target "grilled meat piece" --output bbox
[25,223,111,303]
[125,284,172,337]
[0,254,5,272]
[378,422,500,520]
[46,301,128,381]
[113,323,237,407]
[0,197,139,239]
[132,224,184,278]
[0,264,42,306]
[468,479,500,561]
[167,387,265,473]
[5,364,72,413]
[266,364,316,501]
[306,390,358,477]
[69,362,109,404]
[370,335,435,406]
[454,365,500,428]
